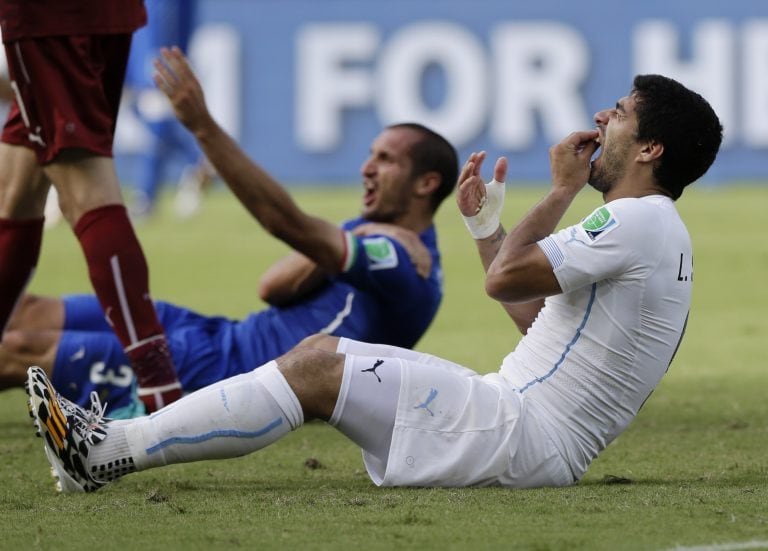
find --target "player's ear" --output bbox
[637,139,663,164]
[415,171,441,198]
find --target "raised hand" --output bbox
[548,130,599,195]
[457,152,508,239]
[153,46,212,134]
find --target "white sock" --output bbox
[122,361,304,470]
[87,419,137,482]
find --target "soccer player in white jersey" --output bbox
[26,74,722,492]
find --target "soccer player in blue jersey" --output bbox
[0,50,457,418]
[125,0,213,218]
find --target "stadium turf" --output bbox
[2,185,766,550]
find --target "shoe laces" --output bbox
[58,391,109,444]
[86,391,108,427]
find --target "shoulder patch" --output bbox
[581,205,620,242]
[362,236,399,270]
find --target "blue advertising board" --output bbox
[115,0,768,185]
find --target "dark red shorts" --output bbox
[1,34,133,164]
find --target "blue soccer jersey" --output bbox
[125,0,203,208]
[51,218,443,417]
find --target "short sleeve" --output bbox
[337,231,424,298]
[536,200,659,293]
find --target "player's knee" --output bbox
[294,333,340,353]
[7,293,37,330]
[277,347,344,420]
[0,330,27,352]
[6,293,64,332]
[0,329,58,362]
[280,346,343,386]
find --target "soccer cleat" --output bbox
[127,336,183,413]
[26,366,131,493]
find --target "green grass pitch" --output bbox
[1,184,767,550]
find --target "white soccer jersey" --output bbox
[501,195,693,481]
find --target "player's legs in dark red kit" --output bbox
[0,33,181,412]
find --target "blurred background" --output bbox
[111,0,768,194]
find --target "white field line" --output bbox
[665,540,768,551]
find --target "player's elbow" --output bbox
[257,277,289,306]
[485,248,561,303]
[485,272,515,302]
[484,268,530,304]
[257,280,271,303]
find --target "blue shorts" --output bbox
[52,295,255,418]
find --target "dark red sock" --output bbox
[75,205,180,412]
[0,217,44,333]
[73,204,165,347]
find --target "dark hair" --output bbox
[631,74,723,199]
[387,122,458,212]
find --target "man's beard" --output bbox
[588,142,628,194]
[362,200,408,223]
[363,210,397,223]
[362,178,415,222]
[588,163,613,193]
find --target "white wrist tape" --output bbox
[461,179,506,239]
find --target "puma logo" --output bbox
[414,388,438,416]
[361,359,385,383]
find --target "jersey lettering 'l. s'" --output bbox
[504,195,692,481]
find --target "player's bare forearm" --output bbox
[198,125,344,273]
[474,224,506,272]
[194,122,299,229]
[476,226,544,333]
[258,252,328,306]
[485,187,574,303]
[485,130,599,303]
[196,124,344,271]
[155,47,345,273]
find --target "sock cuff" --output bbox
[73,204,128,238]
[258,361,304,430]
[124,417,156,470]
